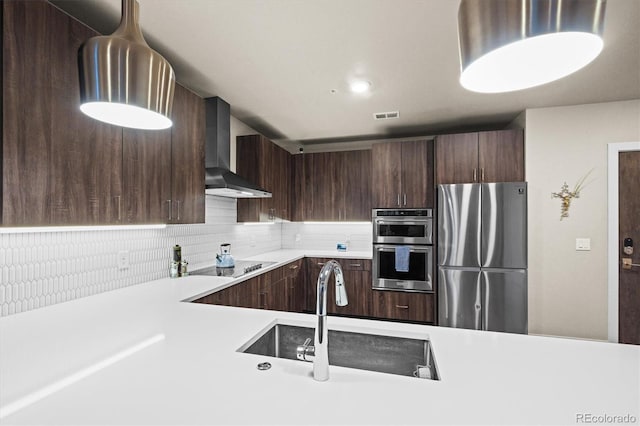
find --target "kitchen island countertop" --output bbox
[0,249,638,425]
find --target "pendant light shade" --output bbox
[79,0,175,129]
[458,0,606,93]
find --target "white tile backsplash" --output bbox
[0,196,373,316]
[0,196,281,316]
[281,222,372,252]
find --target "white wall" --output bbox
[526,99,640,340]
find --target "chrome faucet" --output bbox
[296,260,348,381]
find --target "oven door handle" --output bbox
[374,245,431,252]
[374,220,429,226]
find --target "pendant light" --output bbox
[458,0,606,93]
[79,0,175,129]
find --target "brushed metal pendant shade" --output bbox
[79,0,175,129]
[458,0,606,93]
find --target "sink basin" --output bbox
[238,321,439,380]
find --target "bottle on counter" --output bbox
[173,245,182,263]
[180,260,189,277]
[169,260,179,278]
[171,245,182,278]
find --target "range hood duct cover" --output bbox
[204,97,271,198]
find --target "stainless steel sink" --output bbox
[238,322,440,380]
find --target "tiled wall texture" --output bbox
[0,196,374,317]
[0,196,281,317]
[281,222,372,252]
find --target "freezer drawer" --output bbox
[482,269,528,334]
[438,267,528,334]
[438,268,481,330]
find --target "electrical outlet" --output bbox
[117,250,130,270]
[295,233,301,242]
[575,238,591,251]
[250,235,256,247]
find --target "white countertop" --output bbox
[0,249,638,425]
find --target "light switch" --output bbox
[576,238,591,251]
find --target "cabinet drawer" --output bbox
[371,290,434,323]
[308,257,371,271]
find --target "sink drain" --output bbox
[257,362,271,371]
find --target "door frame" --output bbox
[607,141,640,343]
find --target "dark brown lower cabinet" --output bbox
[192,284,240,306]
[285,259,306,312]
[193,257,433,325]
[193,260,303,312]
[305,258,372,317]
[371,290,434,323]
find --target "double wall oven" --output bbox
[372,209,433,292]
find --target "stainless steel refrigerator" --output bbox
[437,182,528,334]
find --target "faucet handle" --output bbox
[334,268,348,307]
[296,338,315,362]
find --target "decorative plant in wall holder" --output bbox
[551,170,593,220]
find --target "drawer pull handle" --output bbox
[290,265,299,270]
[317,263,325,266]
[395,305,409,309]
[349,264,361,267]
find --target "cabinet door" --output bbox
[342,150,373,220]
[478,130,524,183]
[122,128,172,223]
[306,258,372,317]
[371,290,434,323]
[235,275,263,309]
[435,133,479,184]
[237,135,291,222]
[332,268,372,317]
[401,140,432,208]
[192,285,239,306]
[285,260,305,312]
[290,154,306,222]
[2,1,122,226]
[260,266,286,311]
[276,144,291,220]
[372,142,403,208]
[305,258,323,312]
[306,152,341,220]
[236,135,263,222]
[170,84,205,223]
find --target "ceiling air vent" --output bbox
[373,111,400,120]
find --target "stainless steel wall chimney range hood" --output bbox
[204,97,272,198]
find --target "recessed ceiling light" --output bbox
[349,80,371,94]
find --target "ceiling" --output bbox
[52,0,640,149]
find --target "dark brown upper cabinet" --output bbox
[169,84,205,224]
[2,0,123,226]
[236,135,291,222]
[1,1,206,226]
[122,128,172,224]
[372,140,434,209]
[291,150,372,222]
[435,129,524,184]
